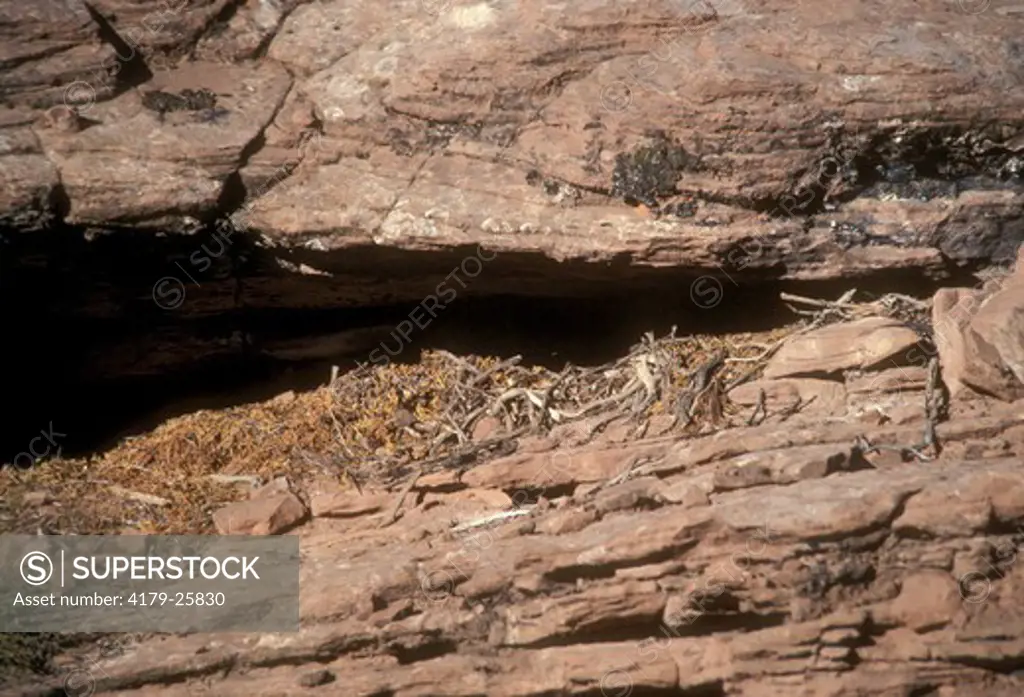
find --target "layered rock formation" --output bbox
[4,0,1024,287]
[2,2,1024,692]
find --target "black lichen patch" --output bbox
[828,221,909,250]
[797,559,875,600]
[830,222,871,248]
[387,127,416,157]
[524,170,581,208]
[660,200,698,218]
[858,128,1022,182]
[610,131,698,209]
[141,88,219,119]
[0,633,64,685]
[843,128,1023,201]
[0,633,142,690]
[770,125,1024,218]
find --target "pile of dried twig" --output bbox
[331,288,937,492]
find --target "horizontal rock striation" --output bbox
[11,392,1024,696]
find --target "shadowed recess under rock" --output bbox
[0,217,977,463]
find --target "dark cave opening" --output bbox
[0,221,980,465]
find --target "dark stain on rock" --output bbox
[829,221,911,250]
[661,200,698,218]
[0,633,111,686]
[770,124,1024,218]
[862,178,962,202]
[849,128,1024,195]
[142,88,220,121]
[191,106,232,125]
[610,130,699,210]
[523,171,582,208]
[387,127,416,157]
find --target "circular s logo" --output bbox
[152,276,185,310]
[689,276,723,309]
[957,0,990,14]
[958,571,991,604]
[600,81,633,113]
[419,568,456,603]
[62,81,96,114]
[21,551,53,586]
[63,666,97,697]
[600,668,634,697]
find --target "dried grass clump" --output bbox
[1,321,809,535]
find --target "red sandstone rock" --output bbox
[3,0,1023,286]
[934,268,1024,402]
[4,2,1024,696]
[19,395,1017,697]
[763,317,921,379]
[212,492,308,534]
[969,286,1024,396]
[729,377,847,415]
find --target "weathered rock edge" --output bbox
[2,0,1023,280]
[12,398,1024,697]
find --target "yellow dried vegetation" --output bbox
[0,327,794,535]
